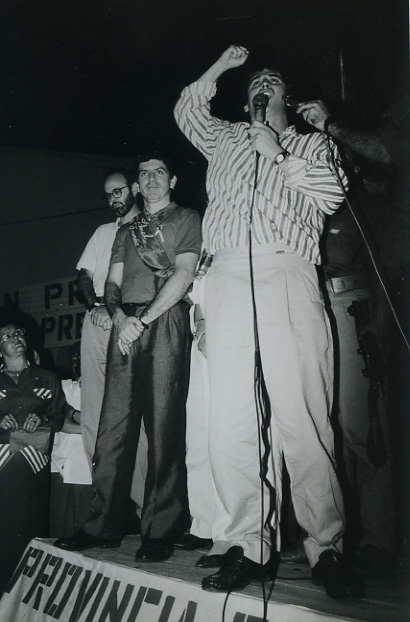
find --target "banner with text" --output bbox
[0,539,323,622]
[1,278,85,348]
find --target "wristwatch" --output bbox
[88,302,102,313]
[274,150,288,165]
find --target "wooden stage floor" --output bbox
[72,535,409,622]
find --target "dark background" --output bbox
[1,0,408,159]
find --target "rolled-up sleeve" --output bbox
[109,225,127,266]
[174,82,231,161]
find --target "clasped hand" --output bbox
[90,306,112,331]
[248,121,281,160]
[1,412,41,433]
[116,315,145,356]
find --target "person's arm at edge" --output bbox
[77,268,112,329]
[77,269,98,311]
[297,100,392,165]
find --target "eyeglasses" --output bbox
[0,328,25,344]
[105,186,128,200]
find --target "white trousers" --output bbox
[80,313,111,467]
[186,340,214,539]
[196,242,345,566]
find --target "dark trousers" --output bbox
[84,302,190,542]
[0,454,49,593]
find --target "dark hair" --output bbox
[0,308,39,364]
[135,150,176,179]
[238,63,295,109]
[104,168,136,188]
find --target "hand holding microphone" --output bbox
[249,93,284,161]
[252,93,269,123]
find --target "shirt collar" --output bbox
[0,361,30,373]
[244,122,297,138]
[144,202,177,225]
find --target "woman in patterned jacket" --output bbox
[0,316,66,594]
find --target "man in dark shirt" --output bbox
[55,152,202,562]
[283,96,408,575]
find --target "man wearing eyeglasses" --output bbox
[76,170,139,470]
[76,170,148,528]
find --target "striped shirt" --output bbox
[174,81,348,264]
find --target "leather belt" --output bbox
[95,296,105,304]
[122,300,190,313]
[326,273,368,295]
[121,302,148,309]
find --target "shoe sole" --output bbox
[135,550,174,563]
[202,568,273,592]
[54,540,121,552]
[202,578,251,592]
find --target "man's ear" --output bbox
[131,181,139,196]
[170,175,177,189]
[244,104,249,114]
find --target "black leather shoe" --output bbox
[312,550,365,599]
[281,540,309,564]
[54,530,121,552]
[135,539,174,562]
[202,546,263,591]
[196,553,226,568]
[174,533,213,551]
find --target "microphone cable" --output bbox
[322,132,410,354]
[247,150,277,621]
[221,151,276,622]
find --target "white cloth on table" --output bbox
[50,378,91,485]
[51,432,92,485]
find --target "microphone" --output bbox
[252,93,269,122]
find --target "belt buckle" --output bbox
[329,273,367,295]
[331,278,349,294]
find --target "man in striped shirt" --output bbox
[174,45,363,598]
